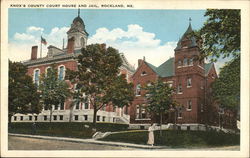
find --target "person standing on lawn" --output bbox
[147,123,156,146]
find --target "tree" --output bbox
[191,9,240,61]
[39,65,71,123]
[8,61,41,122]
[66,44,134,129]
[144,80,179,135]
[212,56,240,126]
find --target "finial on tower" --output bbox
[78,8,80,17]
[189,17,192,25]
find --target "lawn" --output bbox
[9,122,129,139]
[100,129,240,148]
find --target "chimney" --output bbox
[31,46,38,60]
[67,37,75,54]
[138,59,143,67]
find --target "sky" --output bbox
[8,9,229,72]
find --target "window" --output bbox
[178,111,182,118]
[44,116,47,121]
[141,71,147,76]
[45,67,52,76]
[124,106,129,115]
[113,106,116,112]
[29,116,32,120]
[84,102,89,109]
[136,105,149,119]
[54,104,59,110]
[59,115,63,120]
[14,116,17,121]
[75,101,80,110]
[34,69,40,86]
[136,84,141,96]
[102,116,106,122]
[189,58,193,66]
[35,116,38,121]
[84,115,88,121]
[97,116,100,121]
[201,104,204,112]
[113,118,116,122]
[74,115,78,121]
[20,116,23,121]
[200,81,204,89]
[53,115,57,120]
[187,78,192,87]
[60,102,64,110]
[178,60,182,67]
[58,65,65,80]
[183,58,188,66]
[187,100,192,110]
[81,37,85,47]
[44,106,48,110]
[177,84,182,94]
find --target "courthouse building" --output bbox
[11,11,221,128]
[11,11,135,124]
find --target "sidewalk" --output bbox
[8,133,166,149]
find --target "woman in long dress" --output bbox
[147,123,155,146]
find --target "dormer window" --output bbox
[141,71,147,76]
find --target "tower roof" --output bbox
[175,19,198,50]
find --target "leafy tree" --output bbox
[39,65,71,123]
[66,44,134,129]
[212,57,240,124]
[191,9,240,61]
[144,80,179,135]
[8,61,41,122]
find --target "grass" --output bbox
[100,129,240,148]
[9,122,129,139]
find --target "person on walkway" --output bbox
[147,123,156,146]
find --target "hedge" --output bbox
[9,122,129,139]
[101,130,240,147]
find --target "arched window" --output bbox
[45,67,51,76]
[183,58,188,66]
[34,69,40,86]
[81,37,85,47]
[136,84,141,96]
[58,65,65,80]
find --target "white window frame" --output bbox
[187,78,192,88]
[58,65,66,80]
[187,100,192,111]
[45,66,51,77]
[177,84,183,94]
[33,68,40,86]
